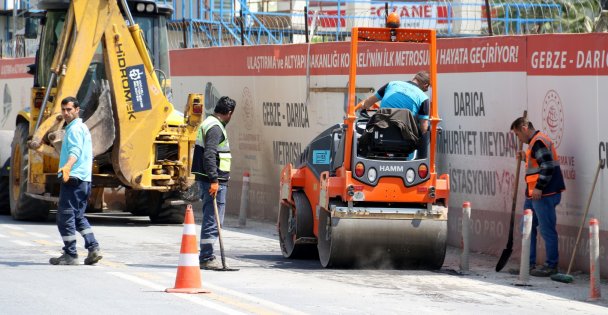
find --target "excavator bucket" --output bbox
[84,80,115,157]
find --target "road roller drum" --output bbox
[317,202,447,269]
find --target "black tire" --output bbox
[85,187,105,213]
[278,190,316,259]
[124,188,150,216]
[0,160,10,214]
[9,122,51,221]
[124,188,192,224]
[125,183,199,223]
[148,190,186,224]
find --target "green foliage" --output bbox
[489,0,602,34]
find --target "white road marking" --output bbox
[0,224,24,231]
[33,239,56,246]
[27,232,50,238]
[160,271,307,315]
[108,272,247,315]
[11,240,35,247]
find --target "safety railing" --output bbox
[166,0,601,48]
[0,0,37,58]
[167,0,604,48]
[0,36,37,58]
[1,0,604,55]
[168,0,286,47]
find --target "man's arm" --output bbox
[58,127,83,182]
[418,99,430,133]
[419,119,429,133]
[203,125,224,182]
[362,84,387,110]
[362,94,380,110]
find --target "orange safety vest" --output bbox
[524,131,564,196]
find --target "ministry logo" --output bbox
[241,87,254,130]
[542,90,564,148]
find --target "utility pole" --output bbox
[13,0,18,57]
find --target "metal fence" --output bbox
[167,0,605,48]
[1,0,605,57]
[0,36,37,58]
[0,0,37,58]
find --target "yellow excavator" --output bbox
[9,0,203,223]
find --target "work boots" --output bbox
[508,265,536,275]
[530,264,558,277]
[200,258,222,270]
[84,248,103,265]
[49,252,78,265]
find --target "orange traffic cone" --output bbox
[166,205,209,294]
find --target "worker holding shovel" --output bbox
[510,117,566,277]
[191,96,237,271]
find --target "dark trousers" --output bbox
[417,131,430,159]
[198,181,228,262]
[523,193,561,268]
[57,178,99,256]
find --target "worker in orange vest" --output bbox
[510,117,565,277]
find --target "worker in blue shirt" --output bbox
[361,70,431,158]
[361,70,431,133]
[50,96,102,266]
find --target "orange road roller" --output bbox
[278,26,450,269]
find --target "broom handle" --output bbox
[566,160,601,275]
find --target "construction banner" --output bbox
[169,33,607,275]
[1,33,605,275]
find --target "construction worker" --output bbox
[51,96,102,265]
[191,96,236,270]
[361,70,431,158]
[361,70,430,133]
[510,117,565,277]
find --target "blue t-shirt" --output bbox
[374,81,429,120]
[59,118,93,182]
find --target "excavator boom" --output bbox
[9,0,203,223]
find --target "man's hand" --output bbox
[361,95,380,111]
[531,188,542,200]
[517,151,526,161]
[59,156,77,183]
[209,182,219,197]
[58,166,71,183]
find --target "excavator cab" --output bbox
[34,1,172,100]
[279,27,450,269]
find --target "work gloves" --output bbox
[209,182,219,197]
[58,165,72,183]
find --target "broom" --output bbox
[551,160,602,283]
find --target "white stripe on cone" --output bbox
[183,224,196,236]
[178,253,200,267]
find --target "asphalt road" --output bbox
[0,210,606,315]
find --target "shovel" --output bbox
[212,196,239,271]
[496,110,527,272]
